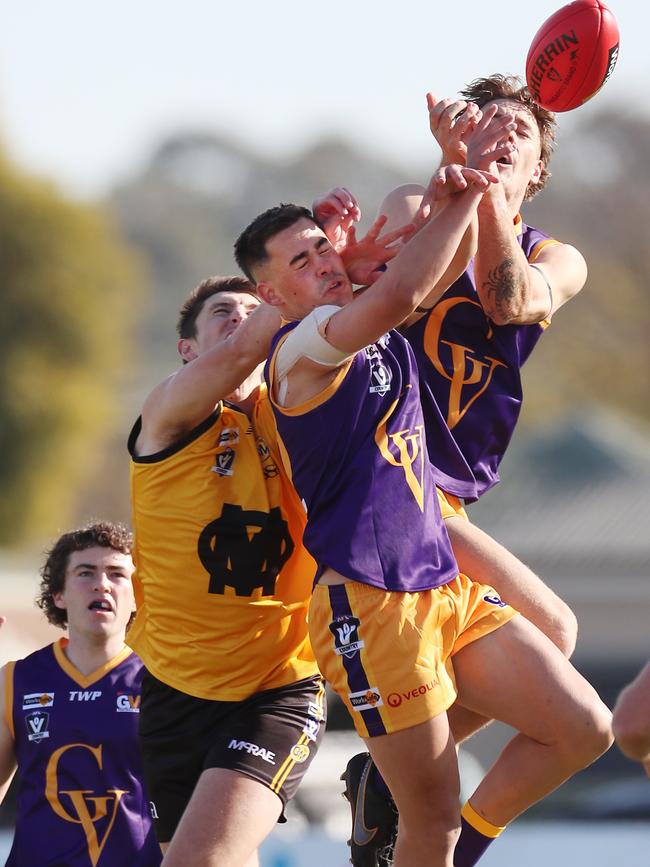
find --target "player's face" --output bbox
[188,291,260,358]
[257,218,353,319]
[486,99,544,206]
[54,546,136,640]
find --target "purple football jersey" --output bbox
[265,322,459,593]
[405,219,556,500]
[6,639,161,867]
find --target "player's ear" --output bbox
[52,591,66,611]
[257,281,283,308]
[178,337,198,363]
[530,159,544,185]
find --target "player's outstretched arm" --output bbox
[324,166,496,355]
[469,109,587,324]
[613,661,650,773]
[0,665,17,806]
[139,302,281,449]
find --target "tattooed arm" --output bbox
[473,193,586,326]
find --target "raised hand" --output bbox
[427,93,482,164]
[464,104,517,173]
[312,187,361,252]
[341,215,415,286]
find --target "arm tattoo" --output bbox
[482,258,519,323]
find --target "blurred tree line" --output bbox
[0,152,146,546]
[1,108,649,546]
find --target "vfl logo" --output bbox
[212,447,236,476]
[198,504,294,596]
[348,688,383,712]
[25,710,50,743]
[483,594,508,608]
[329,616,364,659]
[116,694,141,713]
[365,343,392,396]
[375,398,426,511]
[45,743,128,867]
[423,296,507,430]
[22,692,54,710]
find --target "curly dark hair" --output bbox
[37,521,133,629]
[460,74,557,201]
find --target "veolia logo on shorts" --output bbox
[387,679,439,708]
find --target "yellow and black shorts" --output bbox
[309,575,515,738]
[139,670,326,842]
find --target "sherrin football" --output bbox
[526,0,619,112]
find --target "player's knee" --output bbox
[612,713,650,761]
[561,700,614,769]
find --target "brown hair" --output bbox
[461,74,556,200]
[37,521,133,629]
[176,276,257,340]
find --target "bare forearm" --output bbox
[388,188,484,314]
[474,197,532,324]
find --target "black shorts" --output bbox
[138,670,326,843]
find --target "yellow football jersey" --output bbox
[128,388,318,701]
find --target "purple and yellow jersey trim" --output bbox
[405,217,560,500]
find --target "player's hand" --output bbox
[424,164,498,204]
[312,187,361,252]
[341,215,415,286]
[427,93,482,164]
[465,104,517,174]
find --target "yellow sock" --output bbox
[461,801,506,839]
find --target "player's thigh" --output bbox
[445,516,576,642]
[451,615,608,744]
[161,768,280,867]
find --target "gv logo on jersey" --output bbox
[423,297,507,429]
[375,397,426,511]
[116,694,141,713]
[329,616,364,659]
[45,743,128,867]
[25,710,50,743]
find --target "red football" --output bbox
[526,0,620,112]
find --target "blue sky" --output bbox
[0,0,645,198]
